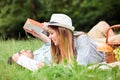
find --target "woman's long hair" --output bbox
[49,26,75,64]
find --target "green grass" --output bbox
[0,39,120,80]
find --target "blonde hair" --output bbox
[49,26,75,64]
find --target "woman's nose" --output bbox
[48,34,52,39]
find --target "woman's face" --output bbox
[48,27,60,46]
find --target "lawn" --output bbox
[0,39,120,80]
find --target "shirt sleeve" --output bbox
[75,34,105,65]
[33,42,52,64]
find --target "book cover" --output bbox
[23,18,44,35]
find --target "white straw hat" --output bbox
[47,14,75,31]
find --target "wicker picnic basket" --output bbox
[105,24,120,63]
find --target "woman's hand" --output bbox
[42,22,49,32]
[23,28,40,37]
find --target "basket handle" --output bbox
[106,24,120,44]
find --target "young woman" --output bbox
[47,13,105,65]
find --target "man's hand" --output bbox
[12,53,21,62]
[12,50,34,62]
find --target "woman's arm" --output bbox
[24,28,50,43]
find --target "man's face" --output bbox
[21,50,34,59]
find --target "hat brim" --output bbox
[47,22,75,31]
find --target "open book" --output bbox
[16,55,39,71]
[23,18,44,35]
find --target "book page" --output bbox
[23,18,44,35]
[16,55,39,71]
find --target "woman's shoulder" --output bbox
[74,32,88,40]
[73,31,86,37]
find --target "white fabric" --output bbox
[33,43,52,64]
[89,61,120,70]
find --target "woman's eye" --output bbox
[50,32,53,35]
